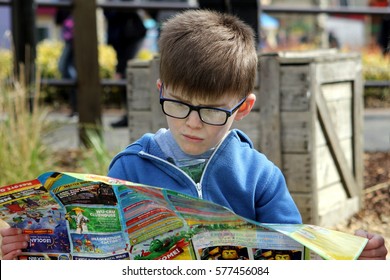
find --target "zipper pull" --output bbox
[196,183,202,199]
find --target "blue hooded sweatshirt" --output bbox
[108,129,302,224]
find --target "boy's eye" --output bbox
[201,108,223,117]
[168,101,188,110]
[200,109,227,122]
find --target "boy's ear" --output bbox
[234,93,256,121]
[156,79,162,91]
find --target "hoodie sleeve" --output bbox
[254,163,302,224]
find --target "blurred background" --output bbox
[0,0,389,111]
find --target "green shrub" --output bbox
[362,49,390,81]
[78,129,117,175]
[0,75,54,186]
[0,75,116,185]
[36,39,117,79]
[0,40,117,81]
[98,43,117,79]
[36,40,118,105]
[0,48,12,79]
[1,44,388,107]
[36,40,62,78]
[361,49,390,107]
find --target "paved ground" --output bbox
[363,109,390,152]
[43,108,390,152]
[43,110,130,153]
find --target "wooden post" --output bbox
[72,0,102,147]
[352,56,364,207]
[11,0,36,90]
[258,54,282,167]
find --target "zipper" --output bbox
[138,131,229,200]
[138,151,202,198]
[197,131,228,197]
[195,183,202,199]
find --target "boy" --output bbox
[1,9,386,260]
[109,9,301,225]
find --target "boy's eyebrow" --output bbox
[168,91,228,108]
[164,87,229,108]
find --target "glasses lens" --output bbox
[163,100,190,118]
[199,108,227,125]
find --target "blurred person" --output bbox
[378,14,390,55]
[56,9,77,118]
[370,0,390,55]
[104,1,147,128]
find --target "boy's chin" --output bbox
[179,144,208,156]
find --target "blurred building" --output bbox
[263,0,371,49]
[36,7,61,42]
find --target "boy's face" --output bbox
[159,83,246,155]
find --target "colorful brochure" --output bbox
[0,171,367,260]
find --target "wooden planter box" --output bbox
[256,50,364,227]
[126,49,364,227]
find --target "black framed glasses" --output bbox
[159,83,246,126]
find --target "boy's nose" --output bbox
[185,110,203,128]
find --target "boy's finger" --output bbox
[0,224,30,260]
[354,229,369,238]
[359,247,388,260]
[1,240,28,257]
[1,249,22,260]
[1,233,29,244]
[1,232,29,257]
[0,228,22,237]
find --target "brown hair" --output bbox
[158,9,257,101]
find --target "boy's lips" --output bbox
[182,134,203,142]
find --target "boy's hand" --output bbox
[0,228,29,260]
[355,229,388,260]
